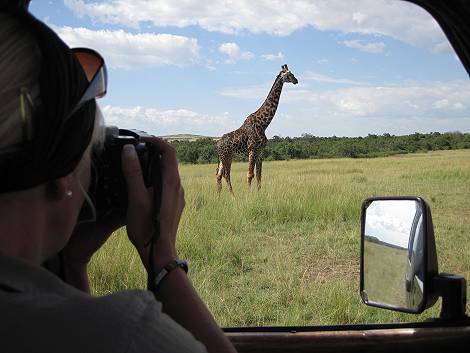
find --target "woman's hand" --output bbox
[122,140,238,353]
[121,138,185,272]
[56,137,185,290]
[56,212,123,292]
[64,215,123,265]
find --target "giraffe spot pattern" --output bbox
[216,65,298,192]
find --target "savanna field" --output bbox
[89,149,470,327]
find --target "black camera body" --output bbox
[89,126,161,219]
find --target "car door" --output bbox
[225,1,470,351]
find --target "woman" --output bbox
[0,4,237,353]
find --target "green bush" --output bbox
[169,131,470,164]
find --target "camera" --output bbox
[87,126,161,219]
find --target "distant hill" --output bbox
[365,235,407,251]
[161,134,218,141]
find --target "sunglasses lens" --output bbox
[94,66,107,99]
[65,48,108,120]
[74,51,102,82]
[73,48,107,102]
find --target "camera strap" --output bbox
[147,220,159,292]
[147,150,163,293]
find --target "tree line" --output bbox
[170,131,470,164]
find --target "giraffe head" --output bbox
[280,64,298,85]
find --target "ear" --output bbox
[282,64,288,71]
[48,175,74,201]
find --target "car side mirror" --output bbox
[360,196,468,320]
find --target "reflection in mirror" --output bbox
[362,199,425,312]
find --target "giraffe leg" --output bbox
[216,160,224,193]
[255,157,263,190]
[247,150,256,188]
[224,161,234,194]
[219,155,234,194]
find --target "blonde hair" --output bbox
[0,13,41,155]
[0,13,104,204]
[0,12,105,159]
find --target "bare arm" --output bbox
[42,253,90,293]
[54,216,122,294]
[155,268,237,353]
[62,261,90,293]
[122,139,237,353]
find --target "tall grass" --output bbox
[89,150,470,327]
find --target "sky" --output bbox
[30,0,470,138]
[365,200,418,249]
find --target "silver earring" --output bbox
[66,190,73,198]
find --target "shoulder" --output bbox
[111,290,207,353]
[73,290,207,353]
[1,289,206,353]
[0,289,153,352]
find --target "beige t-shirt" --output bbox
[0,251,207,353]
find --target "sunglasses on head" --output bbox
[66,47,107,120]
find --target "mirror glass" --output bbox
[362,199,425,312]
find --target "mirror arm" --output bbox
[432,273,468,320]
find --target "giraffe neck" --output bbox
[255,73,284,130]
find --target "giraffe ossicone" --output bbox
[216,64,298,193]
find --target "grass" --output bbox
[364,241,410,308]
[88,149,470,327]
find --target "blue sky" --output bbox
[365,200,417,248]
[30,0,470,137]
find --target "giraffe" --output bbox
[216,64,298,193]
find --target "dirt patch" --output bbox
[301,257,360,285]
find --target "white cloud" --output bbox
[343,40,386,54]
[220,77,470,120]
[433,99,449,109]
[431,41,453,54]
[269,112,470,138]
[319,82,470,119]
[52,25,200,69]
[100,79,470,138]
[218,78,470,137]
[303,71,369,85]
[101,105,237,136]
[205,61,217,71]
[218,42,254,64]
[219,85,268,100]
[64,0,451,52]
[261,52,285,61]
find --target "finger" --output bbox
[121,144,148,207]
[141,135,172,152]
[142,137,182,192]
[100,213,126,231]
[141,136,179,174]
